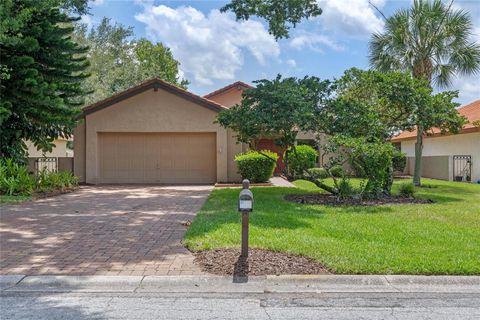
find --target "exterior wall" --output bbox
[73,121,86,183]
[206,87,244,108]
[406,156,450,181]
[26,139,71,158]
[226,129,244,182]
[58,157,74,173]
[82,88,229,184]
[401,132,480,182]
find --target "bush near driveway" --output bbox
[184,179,480,275]
[0,158,78,202]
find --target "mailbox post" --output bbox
[238,179,253,258]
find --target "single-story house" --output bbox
[75,79,319,184]
[391,99,480,183]
[26,138,74,173]
[26,138,73,158]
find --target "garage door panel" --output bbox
[98,132,216,184]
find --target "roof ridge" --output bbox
[82,78,227,115]
[203,81,254,99]
[391,99,480,141]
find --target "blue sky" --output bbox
[85,0,480,105]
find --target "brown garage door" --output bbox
[98,132,216,184]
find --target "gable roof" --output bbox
[82,78,227,116]
[203,81,254,99]
[391,99,480,142]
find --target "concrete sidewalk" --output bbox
[2,274,479,293]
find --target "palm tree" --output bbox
[369,0,480,186]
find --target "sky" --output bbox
[84,0,480,105]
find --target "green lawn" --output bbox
[184,179,480,275]
[0,194,32,204]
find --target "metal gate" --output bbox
[34,157,57,174]
[453,155,472,182]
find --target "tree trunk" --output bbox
[413,124,424,186]
[383,165,393,195]
[302,169,338,194]
[284,149,290,178]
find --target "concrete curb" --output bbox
[2,274,479,293]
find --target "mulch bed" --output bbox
[193,248,330,276]
[285,194,434,206]
[215,182,273,188]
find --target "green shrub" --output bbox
[329,165,343,178]
[235,150,278,183]
[337,177,358,199]
[35,169,78,192]
[393,152,407,172]
[398,183,415,198]
[306,167,329,180]
[0,159,34,196]
[285,145,318,177]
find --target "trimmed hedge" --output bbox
[235,150,278,183]
[286,145,318,177]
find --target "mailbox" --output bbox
[238,189,253,212]
[238,179,253,258]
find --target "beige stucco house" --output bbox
[392,99,480,183]
[74,79,252,184]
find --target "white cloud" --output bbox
[80,15,94,28]
[135,5,279,86]
[286,59,297,68]
[290,33,345,52]
[289,0,384,53]
[451,75,480,104]
[90,0,105,6]
[316,0,385,38]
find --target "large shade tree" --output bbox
[74,18,188,105]
[369,0,480,186]
[318,68,464,196]
[216,75,331,173]
[0,0,90,160]
[221,0,322,39]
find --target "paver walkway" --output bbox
[0,185,213,276]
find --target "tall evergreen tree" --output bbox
[0,0,90,160]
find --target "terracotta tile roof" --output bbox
[203,81,254,99]
[82,78,228,116]
[391,99,480,141]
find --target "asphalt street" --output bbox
[1,291,480,319]
[1,275,479,319]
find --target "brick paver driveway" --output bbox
[0,185,213,276]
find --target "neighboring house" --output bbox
[391,99,480,183]
[26,138,73,158]
[26,138,74,173]
[74,79,318,184]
